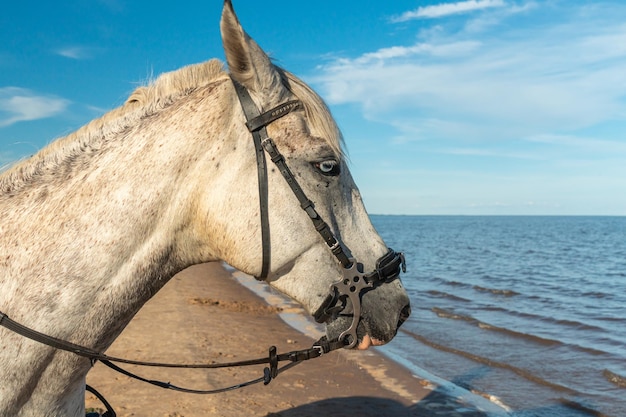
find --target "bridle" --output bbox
[0,76,406,416]
[230,77,406,348]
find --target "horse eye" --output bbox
[314,160,340,176]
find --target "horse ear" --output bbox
[220,0,283,96]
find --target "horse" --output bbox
[0,1,410,415]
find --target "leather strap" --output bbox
[86,384,116,417]
[261,137,352,268]
[366,249,406,283]
[245,100,303,132]
[230,77,352,278]
[0,309,347,394]
[230,79,272,280]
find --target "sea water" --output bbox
[373,215,626,417]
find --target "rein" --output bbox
[0,309,346,416]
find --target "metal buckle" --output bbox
[313,345,325,357]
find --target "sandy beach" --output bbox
[85,263,495,417]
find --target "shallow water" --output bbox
[374,215,626,417]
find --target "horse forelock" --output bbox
[280,69,344,159]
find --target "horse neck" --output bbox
[0,79,242,416]
[0,81,232,347]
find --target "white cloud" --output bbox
[437,147,545,160]
[0,87,70,127]
[313,3,626,143]
[525,134,626,155]
[393,0,506,22]
[312,2,626,215]
[348,41,481,65]
[463,2,538,33]
[56,47,87,60]
[55,46,98,60]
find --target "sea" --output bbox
[232,215,625,416]
[372,215,625,417]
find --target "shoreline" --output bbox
[230,265,511,416]
[86,262,508,416]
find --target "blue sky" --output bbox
[1,0,625,215]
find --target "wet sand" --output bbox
[86,263,496,417]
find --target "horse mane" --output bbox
[0,60,225,197]
[0,59,343,198]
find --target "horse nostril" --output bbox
[398,304,411,328]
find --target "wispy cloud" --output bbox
[313,2,626,144]
[392,0,506,22]
[55,46,99,60]
[437,146,545,160]
[311,1,626,214]
[0,87,70,127]
[525,134,626,155]
[345,41,481,65]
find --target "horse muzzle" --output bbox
[313,249,411,349]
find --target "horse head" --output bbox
[213,0,411,349]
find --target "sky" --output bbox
[1,0,625,215]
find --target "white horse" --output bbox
[0,1,410,415]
